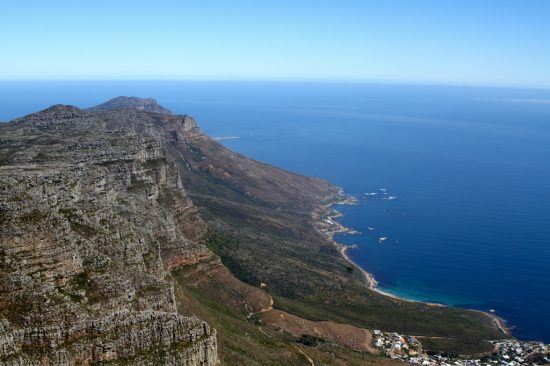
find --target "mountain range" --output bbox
[0,97,507,365]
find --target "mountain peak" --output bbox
[87,96,172,114]
[16,104,88,122]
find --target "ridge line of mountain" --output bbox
[0,96,518,365]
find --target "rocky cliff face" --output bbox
[0,105,218,365]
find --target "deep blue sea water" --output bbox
[1,81,549,342]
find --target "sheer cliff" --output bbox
[0,105,217,365]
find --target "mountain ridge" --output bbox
[0,97,510,365]
[87,96,173,114]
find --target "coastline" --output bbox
[475,310,512,338]
[313,190,512,337]
[339,245,378,289]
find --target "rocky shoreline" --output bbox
[313,190,511,312]
[312,190,550,365]
[313,190,389,292]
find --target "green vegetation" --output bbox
[98,337,198,365]
[20,210,47,224]
[58,207,76,219]
[8,192,31,202]
[186,143,204,160]
[32,151,49,162]
[173,271,300,365]
[53,271,91,303]
[0,209,11,226]
[127,175,148,192]
[55,285,83,302]
[69,221,98,237]
[58,208,99,237]
[209,223,501,355]
[143,157,167,169]
[297,334,325,347]
[0,294,33,323]
[197,195,505,355]
[71,271,91,290]
[156,188,184,208]
[421,337,494,357]
[171,269,402,366]
[0,149,15,166]
[58,270,105,304]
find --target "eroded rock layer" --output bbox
[0,105,217,365]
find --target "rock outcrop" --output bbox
[0,105,217,365]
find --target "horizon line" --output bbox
[0,78,549,91]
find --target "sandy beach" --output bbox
[339,245,378,288]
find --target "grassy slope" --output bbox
[202,214,500,355]
[172,135,506,356]
[171,267,407,366]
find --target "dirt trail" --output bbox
[250,293,380,365]
[257,326,272,338]
[292,345,315,366]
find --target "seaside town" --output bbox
[315,195,549,366]
[372,330,549,366]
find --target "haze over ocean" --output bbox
[1,81,549,342]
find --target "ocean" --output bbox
[1,81,549,342]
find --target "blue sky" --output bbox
[1,0,549,87]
